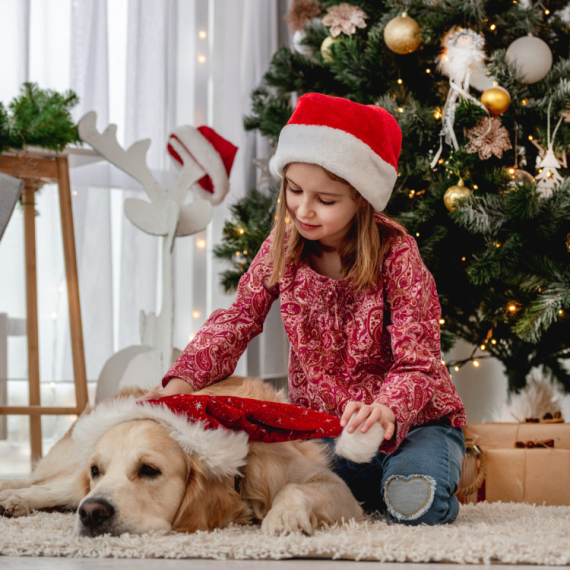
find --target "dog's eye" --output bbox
[91,465,99,478]
[139,464,161,478]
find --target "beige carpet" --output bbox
[0,502,569,564]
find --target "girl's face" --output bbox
[285,163,360,249]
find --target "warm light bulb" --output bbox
[192,311,200,319]
[480,345,486,351]
[426,68,431,73]
[50,382,56,389]
[559,310,564,316]
[441,360,446,365]
[198,55,207,63]
[528,135,533,141]
[199,30,207,38]
[239,228,245,234]
[72,190,78,196]
[398,107,404,113]
[491,339,497,345]
[473,185,478,189]
[490,24,496,30]
[454,366,459,371]
[545,9,550,14]
[188,333,195,341]
[243,250,248,255]
[197,239,206,248]
[416,232,420,237]
[439,319,445,325]
[285,217,291,223]
[461,256,466,261]
[509,305,516,312]
[397,78,403,84]
[473,360,480,367]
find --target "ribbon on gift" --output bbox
[515,439,555,449]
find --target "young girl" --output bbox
[147,93,467,525]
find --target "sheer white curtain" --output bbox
[0,0,291,396]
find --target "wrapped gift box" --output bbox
[461,423,570,505]
[463,422,570,450]
[486,449,570,506]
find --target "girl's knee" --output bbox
[383,473,459,526]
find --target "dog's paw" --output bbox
[261,506,316,536]
[0,495,30,518]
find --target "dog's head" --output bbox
[75,419,249,536]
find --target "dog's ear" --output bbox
[172,455,250,533]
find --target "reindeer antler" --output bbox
[78,111,166,203]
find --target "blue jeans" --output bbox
[324,420,465,526]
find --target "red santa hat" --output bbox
[167,125,238,206]
[272,93,402,212]
[72,395,385,479]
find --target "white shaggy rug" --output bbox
[1,502,569,564]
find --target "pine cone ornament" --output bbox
[284,0,322,33]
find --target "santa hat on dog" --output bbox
[72,395,385,479]
[167,126,238,206]
[272,93,402,212]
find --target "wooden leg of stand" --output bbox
[22,180,42,463]
[56,157,88,413]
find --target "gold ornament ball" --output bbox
[481,86,511,115]
[384,13,421,55]
[444,179,471,211]
[321,36,337,62]
[507,167,535,187]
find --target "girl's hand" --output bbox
[340,401,396,441]
[136,378,194,402]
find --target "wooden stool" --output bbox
[0,150,89,464]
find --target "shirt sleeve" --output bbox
[162,232,279,390]
[375,234,446,454]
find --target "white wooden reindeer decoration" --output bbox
[77,112,237,401]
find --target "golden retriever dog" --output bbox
[0,377,366,536]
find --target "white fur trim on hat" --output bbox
[335,415,386,463]
[71,398,249,479]
[273,124,398,212]
[168,125,230,206]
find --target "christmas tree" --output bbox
[215,0,570,392]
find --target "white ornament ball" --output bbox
[506,35,553,84]
[292,30,313,56]
[469,64,495,92]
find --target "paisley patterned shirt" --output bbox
[164,214,466,454]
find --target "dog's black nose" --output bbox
[78,498,115,528]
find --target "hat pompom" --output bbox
[335,414,386,463]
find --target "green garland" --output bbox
[0,82,81,153]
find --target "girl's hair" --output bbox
[268,165,407,291]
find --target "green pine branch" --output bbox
[0,82,81,152]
